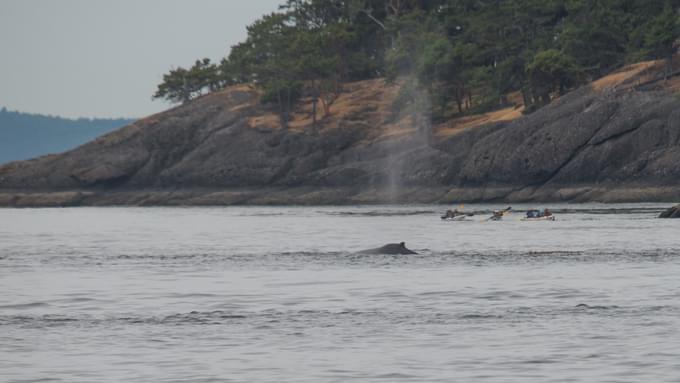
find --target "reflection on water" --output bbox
[1,204,679,382]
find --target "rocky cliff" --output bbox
[1,60,680,207]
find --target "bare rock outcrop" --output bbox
[1,71,680,206]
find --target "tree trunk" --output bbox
[312,98,317,127]
[320,96,331,116]
[311,80,318,127]
[278,90,288,130]
[540,91,551,106]
[521,86,532,109]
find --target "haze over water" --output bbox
[1,204,679,382]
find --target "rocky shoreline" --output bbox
[1,185,679,208]
[1,65,680,208]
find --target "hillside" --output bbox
[0,108,133,165]
[0,58,679,207]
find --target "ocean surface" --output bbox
[1,204,679,382]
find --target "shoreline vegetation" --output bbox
[153,0,680,124]
[1,0,680,207]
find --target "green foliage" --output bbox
[645,3,679,50]
[153,68,192,104]
[153,59,220,104]
[155,0,680,121]
[558,1,628,78]
[526,49,584,106]
[644,3,680,77]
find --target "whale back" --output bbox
[358,242,417,255]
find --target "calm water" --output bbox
[1,204,679,382]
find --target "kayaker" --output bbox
[442,209,458,219]
[487,207,511,221]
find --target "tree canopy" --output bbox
[154,0,680,123]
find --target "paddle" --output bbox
[486,206,512,221]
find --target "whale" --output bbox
[357,242,418,255]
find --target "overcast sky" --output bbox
[0,0,283,118]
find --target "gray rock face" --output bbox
[1,80,680,206]
[453,90,680,189]
[659,205,680,218]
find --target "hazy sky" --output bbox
[0,0,282,118]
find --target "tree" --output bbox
[153,67,193,104]
[260,78,303,129]
[153,0,680,118]
[231,13,303,128]
[291,24,350,124]
[153,58,220,104]
[417,36,456,113]
[190,58,220,93]
[558,1,628,78]
[526,49,583,107]
[644,3,680,79]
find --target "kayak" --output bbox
[441,215,470,221]
[520,215,556,221]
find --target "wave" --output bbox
[0,302,50,310]
[323,210,438,217]
[2,304,677,330]
[5,248,680,270]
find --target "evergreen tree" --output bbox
[153,67,193,104]
[559,1,628,78]
[526,49,583,107]
[644,3,680,79]
[154,0,680,119]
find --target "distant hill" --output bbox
[0,107,134,164]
